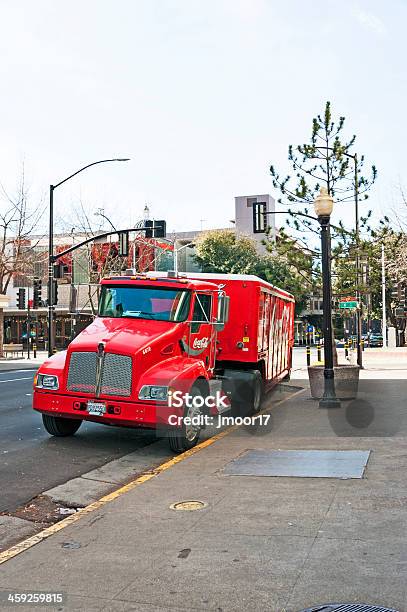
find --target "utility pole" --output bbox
[382,243,387,347]
[48,185,54,356]
[354,154,363,368]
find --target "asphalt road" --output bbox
[0,366,298,515]
[0,369,160,514]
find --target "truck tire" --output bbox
[249,370,263,414]
[42,414,82,437]
[168,383,204,453]
[224,369,264,416]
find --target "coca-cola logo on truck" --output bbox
[193,337,209,349]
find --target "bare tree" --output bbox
[0,167,44,356]
[60,201,167,317]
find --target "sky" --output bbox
[0,0,405,236]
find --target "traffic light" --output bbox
[17,288,26,310]
[53,263,64,279]
[33,277,42,309]
[154,220,166,238]
[144,220,153,238]
[118,231,129,257]
[69,285,77,313]
[53,280,59,306]
[143,220,166,238]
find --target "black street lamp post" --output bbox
[313,147,363,369]
[314,188,341,409]
[48,158,129,356]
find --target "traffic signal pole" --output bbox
[47,158,130,356]
[27,291,31,359]
[48,185,54,357]
[46,224,165,352]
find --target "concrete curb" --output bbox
[44,440,173,507]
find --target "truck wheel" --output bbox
[282,369,291,382]
[232,370,263,416]
[42,414,82,437]
[250,370,264,414]
[168,384,203,453]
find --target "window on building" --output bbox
[252,201,267,233]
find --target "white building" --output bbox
[166,193,276,267]
[234,194,276,252]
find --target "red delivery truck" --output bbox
[33,272,294,452]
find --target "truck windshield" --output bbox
[99,285,191,322]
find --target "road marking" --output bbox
[0,377,33,384]
[0,387,305,566]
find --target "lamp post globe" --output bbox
[314,186,334,218]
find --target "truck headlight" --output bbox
[35,374,59,390]
[139,385,168,401]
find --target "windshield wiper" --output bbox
[124,311,156,319]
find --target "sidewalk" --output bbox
[292,346,407,380]
[0,351,47,371]
[1,369,406,611]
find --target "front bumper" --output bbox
[33,390,179,429]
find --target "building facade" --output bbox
[1,193,277,349]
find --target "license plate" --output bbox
[87,401,106,416]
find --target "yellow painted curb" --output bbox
[0,387,305,565]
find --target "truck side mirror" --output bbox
[215,295,230,331]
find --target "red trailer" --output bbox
[33,272,294,452]
[181,273,295,387]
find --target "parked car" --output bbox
[319,338,345,347]
[369,334,383,347]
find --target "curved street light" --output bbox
[94,210,117,232]
[48,158,130,356]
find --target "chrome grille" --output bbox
[101,353,132,396]
[67,351,132,397]
[67,351,96,394]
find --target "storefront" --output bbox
[3,309,94,350]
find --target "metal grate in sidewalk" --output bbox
[297,604,400,612]
[223,449,371,479]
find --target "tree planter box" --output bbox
[308,364,360,400]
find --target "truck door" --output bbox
[186,291,216,371]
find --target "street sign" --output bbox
[339,301,358,309]
[307,325,314,333]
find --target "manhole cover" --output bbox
[297,604,400,612]
[169,500,207,511]
[61,541,81,549]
